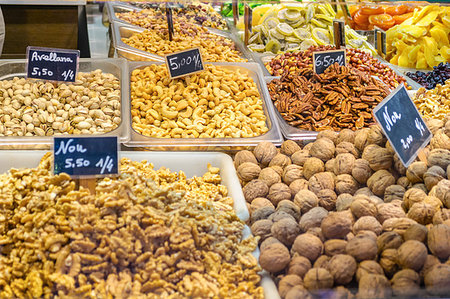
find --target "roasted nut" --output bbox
[131,65,267,139]
[376,231,403,253]
[237,162,261,182]
[268,183,291,206]
[352,159,373,185]
[334,153,355,176]
[318,189,338,211]
[294,189,319,214]
[346,235,377,262]
[251,206,275,224]
[357,274,392,298]
[324,240,348,257]
[303,268,333,291]
[356,261,384,282]
[353,216,382,236]
[291,150,311,167]
[288,255,312,279]
[259,243,290,273]
[427,224,450,260]
[321,211,353,240]
[367,170,395,197]
[243,179,269,202]
[260,237,282,251]
[379,249,399,277]
[271,217,300,247]
[383,185,405,203]
[335,174,359,195]
[335,141,360,158]
[309,138,335,162]
[377,201,406,225]
[281,140,301,156]
[406,161,428,184]
[391,269,420,297]
[254,142,278,166]
[279,274,303,298]
[299,207,328,232]
[382,217,418,236]
[282,165,304,185]
[424,264,450,296]
[327,254,357,285]
[292,234,324,263]
[269,154,292,169]
[407,202,435,225]
[258,167,281,187]
[250,197,274,214]
[336,193,354,211]
[289,179,309,197]
[313,255,330,269]
[276,200,301,222]
[397,240,428,271]
[234,150,258,168]
[309,172,335,195]
[362,144,393,171]
[303,158,325,180]
[351,196,377,219]
[251,219,273,241]
[430,179,450,208]
[424,166,446,191]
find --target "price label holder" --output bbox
[26,46,79,82]
[165,47,204,79]
[53,136,119,192]
[333,19,346,48]
[244,4,253,46]
[313,49,346,75]
[232,0,239,25]
[373,85,432,167]
[166,3,174,41]
[375,26,387,58]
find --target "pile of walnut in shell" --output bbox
[235,116,450,298]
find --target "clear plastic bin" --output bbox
[0,59,130,150]
[125,61,283,151]
[0,150,279,299]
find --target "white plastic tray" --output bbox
[0,150,279,298]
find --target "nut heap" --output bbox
[131,64,268,138]
[0,153,263,298]
[121,22,244,62]
[116,2,227,30]
[0,70,121,136]
[266,45,407,90]
[414,79,450,122]
[236,118,450,298]
[267,63,390,131]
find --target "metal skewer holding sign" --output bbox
[333,19,346,49]
[375,26,387,58]
[244,4,253,46]
[232,0,239,25]
[166,3,174,41]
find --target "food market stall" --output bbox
[0,0,449,298]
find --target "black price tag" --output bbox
[373,85,432,167]
[165,47,204,79]
[313,49,346,74]
[53,136,119,177]
[26,46,79,82]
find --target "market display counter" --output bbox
[0,0,90,59]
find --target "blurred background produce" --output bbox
[236,2,376,54]
[386,4,450,69]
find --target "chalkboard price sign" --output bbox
[165,48,204,79]
[53,136,119,177]
[26,46,79,82]
[313,49,346,74]
[373,85,432,167]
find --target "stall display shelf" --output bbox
[0,58,130,149]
